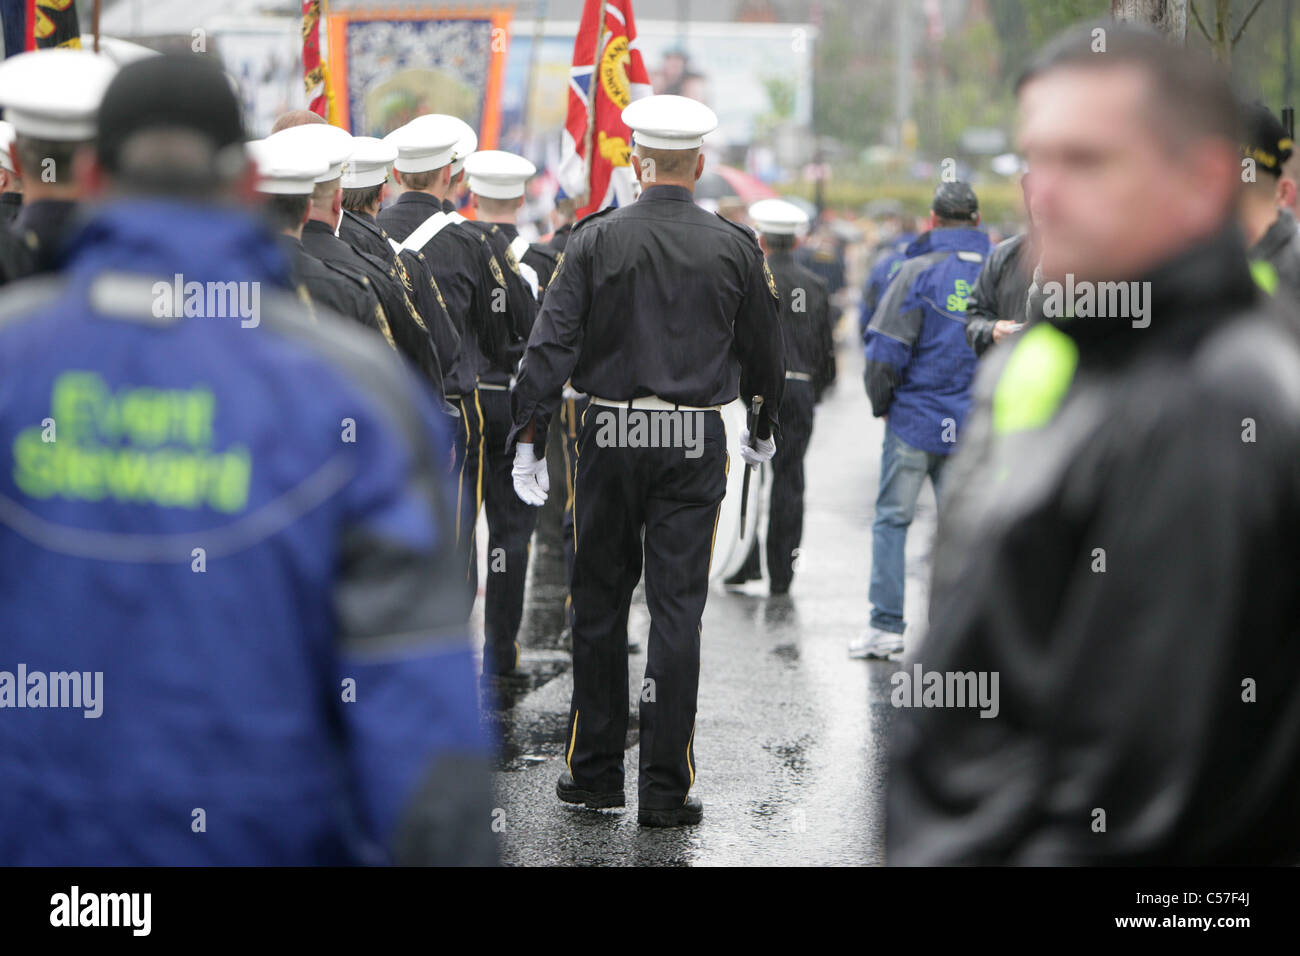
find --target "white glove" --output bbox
[562,384,587,401]
[739,428,776,466]
[512,443,549,506]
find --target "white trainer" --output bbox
[848,627,905,660]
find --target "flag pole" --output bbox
[93,0,101,53]
[582,0,608,210]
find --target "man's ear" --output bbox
[440,165,452,191]
[331,185,343,219]
[300,201,311,228]
[695,152,705,181]
[393,169,406,188]
[1277,176,1297,211]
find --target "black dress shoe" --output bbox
[638,796,704,827]
[556,772,625,809]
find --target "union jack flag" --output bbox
[557,0,653,219]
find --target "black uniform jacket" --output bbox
[378,191,511,395]
[508,183,785,450]
[767,249,835,400]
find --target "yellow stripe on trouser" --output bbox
[567,710,580,778]
[685,719,696,800]
[473,389,486,520]
[455,397,470,545]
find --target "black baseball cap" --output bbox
[97,53,245,177]
[1240,100,1293,177]
[932,181,979,221]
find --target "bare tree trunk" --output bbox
[1111,0,1188,44]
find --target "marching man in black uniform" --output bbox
[726,199,836,595]
[0,120,22,225]
[247,136,389,335]
[338,135,462,392]
[508,94,786,826]
[379,115,517,621]
[455,150,545,680]
[0,49,117,280]
[464,150,561,300]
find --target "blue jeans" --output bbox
[869,425,949,634]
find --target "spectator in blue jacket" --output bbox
[853,182,990,660]
[858,223,919,342]
[0,54,494,865]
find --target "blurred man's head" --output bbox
[930,181,980,229]
[85,53,250,201]
[1016,22,1240,282]
[0,49,119,202]
[1237,101,1295,246]
[271,110,326,134]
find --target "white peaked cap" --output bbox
[0,49,119,141]
[748,198,810,236]
[0,120,14,173]
[384,114,461,173]
[266,123,353,183]
[247,138,329,195]
[621,94,718,150]
[464,150,536,200]
[446,117,478,176]
[341,136,397,189]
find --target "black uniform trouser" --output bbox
[453,394,485,612]
[478,386,539,673]
[566,407,728,809]
[731,379,816,591]
[558,395,590,625]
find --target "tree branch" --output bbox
[1233,0,1268,46]
[1190,1,1214,43]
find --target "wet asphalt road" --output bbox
[472,342,940,865]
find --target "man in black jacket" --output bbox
[964,176,1037,356]
[888,23,1300,865]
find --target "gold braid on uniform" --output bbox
[296,284,318,322]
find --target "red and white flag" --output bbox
[302,0,331,120]
[558,0,653,218]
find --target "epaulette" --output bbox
[570,204,619,234]
[713,211,762,250]
[527,242,560,265]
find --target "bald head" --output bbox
[271,110,327,134]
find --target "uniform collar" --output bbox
[638,184,696,204]
[302,219,339,239]
[343,208,383,235]
[394,191,444,209]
